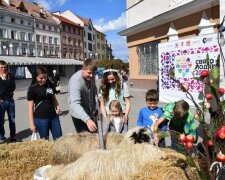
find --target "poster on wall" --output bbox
[158,33,219,107]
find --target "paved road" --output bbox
[4,77,204,145]
[4,78,151,142]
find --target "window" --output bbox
[20,20,24,24]
[54,38,58,45]
[43,24,46,30]
[49,37,53,44]
[88,33,92,41]
[62,36,66,44]
[20,32,25,41]
[11,18,15,23]
[0,29,6,38]
[88,43,92,51]
[0,16,4,22]
[36,23,39,28]
[13,45,17,55]
[97,34,100,39]
[138,41,159,75]
[22,45,26,55]
[43,36,47,43]
[11,31,17,39]
[28,33,33,41]
[29,46,34,56]
[101,44,105,50]
[68,37,72,45]
[97,43,100,49]
[36,35,41,43]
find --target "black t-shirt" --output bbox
[27,82,56,119]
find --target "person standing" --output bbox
[27,66,62,140]
[0,60,16,143]
[51,69,60,94]
[99,69,131,131]
[68,59,98,133]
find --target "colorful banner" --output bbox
[158,33,219,106]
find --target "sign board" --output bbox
[158,33,219,106]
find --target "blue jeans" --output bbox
[0,98,16,140]
[34,116,62,140]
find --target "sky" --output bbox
[28,0,128,61]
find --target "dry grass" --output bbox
[45,143,199,180]
[0,140,50,180]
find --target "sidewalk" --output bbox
[4,78,148,142]
[4,78,204,144]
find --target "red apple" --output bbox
[207,140,213,147]
[185,142,193,150]
[218,87,225,95]
[200,70,209,78]
[219,126,225,132]
[206,93,213,100]
[216,152,225,162]
[217,130,225,139]
[186,135,194,143]
[178,134,187,143]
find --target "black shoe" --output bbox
[10,137,19,142]
[0,139,6,144]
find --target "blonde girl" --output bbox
[103,100,128,133]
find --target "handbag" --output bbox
[56,85,61,91]
[31,132,40,141]
[55,81,61,91]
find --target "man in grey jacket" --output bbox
[68,59,98,133]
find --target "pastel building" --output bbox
[119,0,220,89]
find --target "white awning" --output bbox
[0,56,83,66]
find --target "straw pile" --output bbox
[0,140,50,179]
[133,149,200,180]
[45,144,200,180]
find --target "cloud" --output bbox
[94,12,126,33]
[35,0,68,10]
[56,0,67,5]
[37,0,52,10]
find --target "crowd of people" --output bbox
[0,59,198,152]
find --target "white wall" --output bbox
[126,0,194,28]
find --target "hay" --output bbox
[50,127,150,165]
[0,140,50,179]
[133,150,200,180]
[46,144,200,180]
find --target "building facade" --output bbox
[119,0,220,89]
[0,2,35,56]
[52,13,84,60]
[95,29,107,60]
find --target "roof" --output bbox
[76,14,90,26]
[0,56,83,66]
[5,0,58,23]
[52,14,81,27]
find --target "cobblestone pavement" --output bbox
[4,77,205,145]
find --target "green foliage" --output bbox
[211,66,219,81]
[95,59,128,70]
